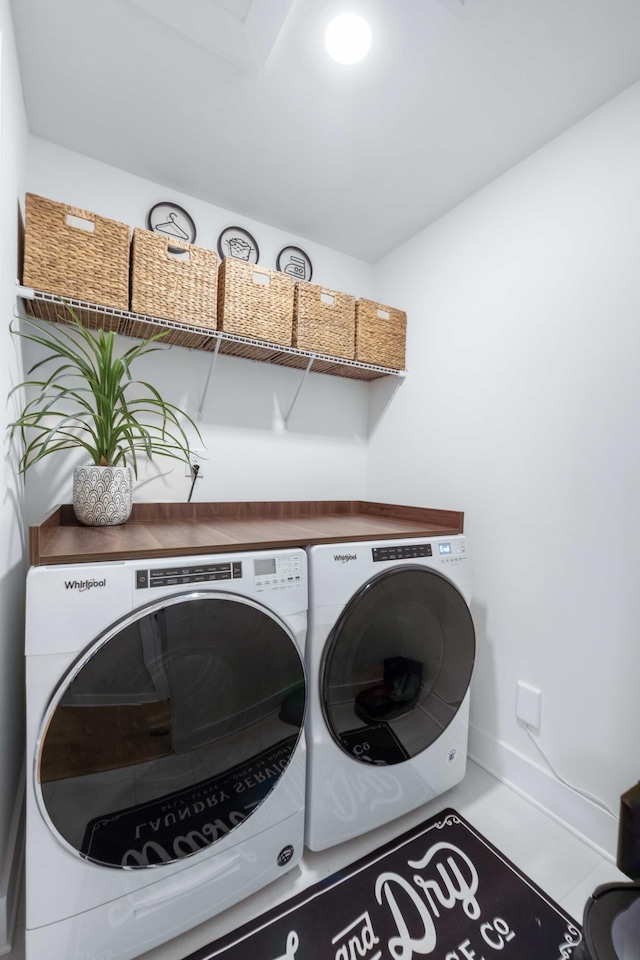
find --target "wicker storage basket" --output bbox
[130,228,218,328]
[293,282,355,359]
[217,258,294,345]
[22,193,130,310]
[355,299,407,369]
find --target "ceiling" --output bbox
[10,0,640,262]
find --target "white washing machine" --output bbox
[304,534,474,851]
[25,548,308,960]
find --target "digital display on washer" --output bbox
[254,555,302,588]
[136,561,240,588]
[438,543,452,555]
[372,544,433,561]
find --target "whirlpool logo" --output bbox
[64,579,106,592]
[333,553,357,563]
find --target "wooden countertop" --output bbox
[29,501,464,566]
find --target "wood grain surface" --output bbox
[30,501,464,566]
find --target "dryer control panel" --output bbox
[135,561,241,589]
[372,539,467,563]
[373,543,433,561]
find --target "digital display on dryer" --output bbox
[438,543,452,555]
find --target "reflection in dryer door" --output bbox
[321,566,475,765]
[38,593,306,868]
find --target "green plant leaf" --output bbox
[8,301,204,479]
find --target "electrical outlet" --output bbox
[516,681,542,729]
[184,448,207,478]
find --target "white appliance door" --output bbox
[36,591,306,869]
[321,565,474,765]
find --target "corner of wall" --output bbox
[0,761,25,955]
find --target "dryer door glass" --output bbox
[321,566,475,764]
[37,594,306,868]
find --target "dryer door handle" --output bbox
[133,851,241,917]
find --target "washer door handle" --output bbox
[133,851,241,917]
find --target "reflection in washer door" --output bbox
[37,593,306,868]
[321,566,475,765]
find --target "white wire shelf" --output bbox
[16,286,407,384]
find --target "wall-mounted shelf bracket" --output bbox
[197,339,222,421]
[16,282,35,301]
[283,356,315,429]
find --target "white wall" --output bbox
[22,137,376,523]
[0,0,29,948]
[369,80,640,856]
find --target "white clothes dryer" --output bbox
[25,548,308,960]
[304,535,474,851]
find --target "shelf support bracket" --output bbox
[16,282,35,301]
[284,356,315,429]
[197,338,222,421]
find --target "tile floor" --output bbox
[10,760,629,959]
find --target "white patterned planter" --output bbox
[73,464,133,526]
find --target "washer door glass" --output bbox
[37,593,306,868]
[321,566,475,765]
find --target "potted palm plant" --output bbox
[9,304,203,526]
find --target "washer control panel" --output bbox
[254,555,302,591]
[136,561,241,589]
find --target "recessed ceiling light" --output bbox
[325,13,372,65]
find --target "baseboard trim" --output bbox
[0,761,25,956]
[468,724,619,861]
